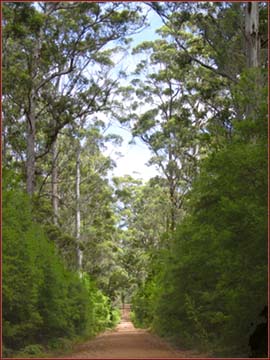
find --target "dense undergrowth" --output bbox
[2,186,120,358]
[131,114,268,357]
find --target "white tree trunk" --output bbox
[51,76,61,225]
[75,145,83,274]
[26,96,36,195]
[245,2,260,68]
[26,20,43,195]
[245,3,260,120]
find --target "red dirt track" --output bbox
[58,305,207,359]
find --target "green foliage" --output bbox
[131,276,159,329]
[132,114,267,356]
[110,308,121,327]
[44,224,78,271]
[16,344,45,358]
[47,337,73,352]
[3,189,44,349]
[2,182,116,355]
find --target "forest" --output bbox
[2,2,268,359]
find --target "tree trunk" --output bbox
[26,20,43,195]
[26,95,36,195]
[168,136,176,232]
[245,3,261,120]
[51,76,61,225]
[169,183,176,232]
[245,2,260,68]
[2,121,7,166]
[75,145,83,274]
[51,136,58,225]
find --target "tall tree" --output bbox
[118,39,201,230]
[2,2,145,195]
[75,142,82,272]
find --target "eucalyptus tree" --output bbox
[2,1,146,195]
[146,2,264,77]
[118,39,201,231]
[115,3,267,234]
[147,2,267,121]
[46,121,122,285]
[114,4,249,230]
[146,2,246,136]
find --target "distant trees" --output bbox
[112,176,170,297]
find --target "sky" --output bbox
[102,7,163,182]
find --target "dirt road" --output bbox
[58,305,207,359]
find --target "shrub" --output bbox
[17,344,44,357]
[2,185,115,354]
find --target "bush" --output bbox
[47,337,73,352]
[3,190,44,349]
[17,344,44,357]
[2,185,115,354]
[110,308,121,327]
[132,138,267,356]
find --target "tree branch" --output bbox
[36,58,75,92]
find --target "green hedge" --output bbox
[2,187,116,355]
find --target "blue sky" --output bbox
[103,7,163,182]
